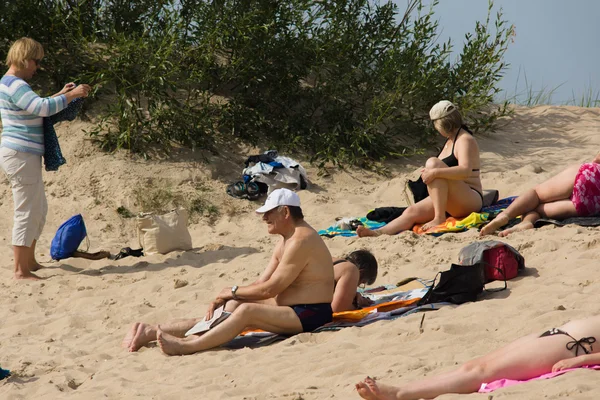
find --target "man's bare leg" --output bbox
[124,318,202,352]
[480,165,580,236]
[355,332,576,400]
[14,245,41,281]
[124,300,248,352]
[157,303,303,356]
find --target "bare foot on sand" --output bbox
[30,262,45,272]
[479,212,510,236]
[122,323,140,349]
[421,216,446,232]
[357,226,382,238]
[498,220,534,237]
[123,323,157,352]
[14,270,43,281]
[157,329,193,356]
[355,377,399,400]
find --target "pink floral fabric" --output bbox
[571,163,600,216]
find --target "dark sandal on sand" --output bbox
[246,182,261,200]
[113,247,144,260]
[226,181,262,201]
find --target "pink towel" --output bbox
[479,365,600,393]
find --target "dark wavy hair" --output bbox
[346,249,378,286]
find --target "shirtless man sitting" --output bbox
[122,188,335,356]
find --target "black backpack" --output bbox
[418,263,486,305]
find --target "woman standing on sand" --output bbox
[358,100,483,237]
[480,154,600,236]
[0,37,90,280]
[355,315,600,399]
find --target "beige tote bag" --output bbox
[136,208,193,255]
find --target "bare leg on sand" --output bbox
[123,318,202,352]
[480,165,580,236]
[29,240,44,272]
[356,377,400,400]
[14,244,42,281]
[355,330,582,400]
[357,198,435,237]
[157,303,302,356]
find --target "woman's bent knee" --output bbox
[426,157,445,169]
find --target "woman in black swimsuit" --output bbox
[356,316,600,399]
[358,100,483,237]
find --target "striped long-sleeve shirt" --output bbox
[0,75,67,155]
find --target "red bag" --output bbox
[482,245,520,283]
[458,240,525,286]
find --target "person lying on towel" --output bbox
[480,154,600,236]
[358,100,483,237]
[332,250,378,312]
[122,189,335,356]
[356,315,600,399]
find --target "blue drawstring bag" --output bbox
[50,214,87,260]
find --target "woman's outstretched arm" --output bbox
[552,352,600,372]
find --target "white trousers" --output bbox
[0,147,47,247]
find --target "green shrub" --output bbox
[0,0,515,166]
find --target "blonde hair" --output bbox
[5,37,44,70]
[433,108,463,134]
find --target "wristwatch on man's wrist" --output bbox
[231,285,239,300]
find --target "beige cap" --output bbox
[429,100,457,120]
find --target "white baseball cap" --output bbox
[256,188,301,213]
[429,100,457,120]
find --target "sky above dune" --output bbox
[397,0,600,104]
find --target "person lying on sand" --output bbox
[122,189,335,356]
[480,155,600,236]
[358,100,483,237]
[332,250,378,312]
[355,315,600,399]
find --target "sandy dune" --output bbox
[1,105,600,399]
